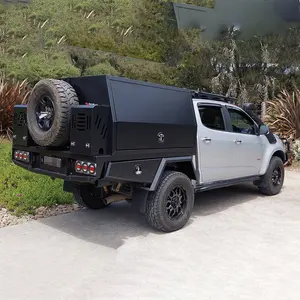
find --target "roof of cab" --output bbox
[192,98,240,109]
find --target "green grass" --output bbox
[0,141,74,215]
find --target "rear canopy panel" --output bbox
[63,75,197,156]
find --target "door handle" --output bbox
[234,139,242,144]
[202,137,212,143]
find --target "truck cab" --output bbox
[192,99,286,185]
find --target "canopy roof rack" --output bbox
[191,90,236,104]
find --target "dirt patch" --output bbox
[33,204,83,220]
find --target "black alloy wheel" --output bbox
[35,95,55,131]
[166,186,188,221]
[271,166,282,187]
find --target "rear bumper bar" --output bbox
[13,160,98,183]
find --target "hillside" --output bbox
[0,0,195,84]
[1,0,300,99]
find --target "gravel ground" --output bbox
[0,204,82,228]
[0,208,33,227]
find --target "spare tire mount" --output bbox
[27,79,79,147]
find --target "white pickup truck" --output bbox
[12,75,287,232]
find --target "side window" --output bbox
[199,106,225,131]
[228,108,257,135]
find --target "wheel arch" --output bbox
[272,150,286,163]
[260,149,286,175]
[149,157,196,192]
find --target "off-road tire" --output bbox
[145,171,194,233]
[73,185,112,210]
[258,156,285,196]
[27,79,79,147]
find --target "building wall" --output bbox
[173,0,300,40]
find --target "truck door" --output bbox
[195,103,239,183]
[225,107,264,178]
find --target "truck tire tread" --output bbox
[258,156,284,196]
[145,171,194,232]
[27,79,79,147]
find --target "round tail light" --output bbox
[82,163,88,173]
[89,164,96,174]
[14,151,19,159]
[23,153,28,160]
[19,152,24,160]
[75,161,82,172]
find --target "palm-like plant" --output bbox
[0,75,31,137]
[265,89,300,140]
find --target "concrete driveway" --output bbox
[0,171,300,300]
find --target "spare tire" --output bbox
[27,79,79,147]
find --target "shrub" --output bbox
[265,89,300,139]
[84,62,120,76]
[69,47,118,76]
[0,142,73,215]
[114,57,176,85]
[0,75,31,137]
[2,51,80,85]
[293,140,300,162]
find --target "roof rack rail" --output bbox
[191,90,236,104]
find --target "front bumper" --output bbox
[284,152,289,163]
[279,137,290,163]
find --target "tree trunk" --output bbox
[261,101,266,122]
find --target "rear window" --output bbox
[199,106,225,131]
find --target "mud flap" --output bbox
[63,180,76,193]
[131,187,149,214]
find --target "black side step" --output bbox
[194,176,260,193]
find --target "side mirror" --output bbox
[259,125,269,135]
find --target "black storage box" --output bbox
[64,75,197,156]
[12,105,33,147]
